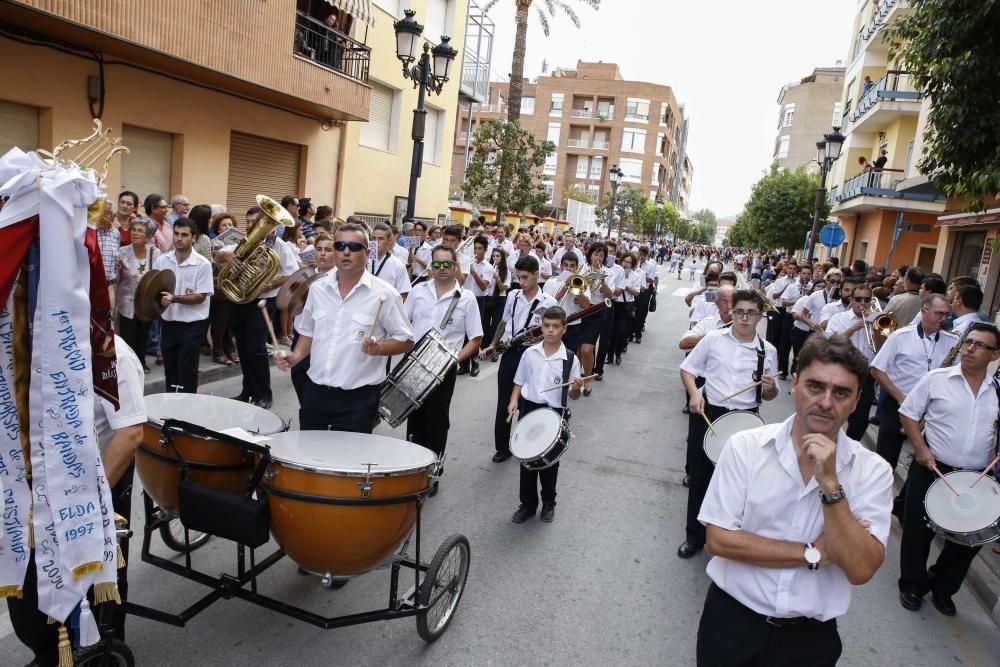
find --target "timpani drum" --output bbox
[702,411,765,464]
[924,470,1000,547]
[262,431,438,576]
[137,394,286,513]
[379,329,458,427]
[509,408,571,471]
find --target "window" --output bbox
[621,128,646,153]
[649,191,657,201]
[656,132,665,156]
[0,99,39,154]
[777,135,790,159]
[592,130,609,150]
[423,106,442,165]
[542,181,555,203]
[361,82,396,152]
[596,99,613,119]
[903,139,915,175]
[425,0,450,44]
[619,158,643,183]
[831,102,843,128]
[373,0,401,16]
[544,153,558,176]
[625,98,650,122]
[659,103,668,126]
[587,184,600,200]
[546,123,561,146]
[651,167,659,186]
[576,156,589,179]
[550,93,564,116]
[590,156,603,180]
[782,104,795,128]
[520,96,535,115]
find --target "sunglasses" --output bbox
[853,296,872,302]
[333,241,367,252]
[431,260,455,269]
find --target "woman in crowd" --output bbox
[209,212,239,366]
[114,190,140,244]
[483,247,510,349]
[611,252,642,364]
[116,219,158,373]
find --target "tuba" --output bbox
[218,194,296,303]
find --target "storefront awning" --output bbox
[937,208,1000,228]
[323,0,375,26]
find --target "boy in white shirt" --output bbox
[507,306,583,524]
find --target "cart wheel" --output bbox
[159,518,211,553]
[73,638,136,666]
[416,534,470,643]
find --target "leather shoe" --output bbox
[540,503,555,522]
[231,394,248,403]
[594,374,603,381]
[682,475,690,487]
[899,591,923,611]
[252,398,273,410]
[456,367,469,376]
[677,542,703,559]
[615,354,622,365]
[492,451,512,463]
[511,506,535,523]
[931,592,956,616]
[470,365,480,377]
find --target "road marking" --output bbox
[672,288,695,297]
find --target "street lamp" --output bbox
[608,164,623,239]
[655,197,664,241]
[393,9,458,225]
[806,127,845,261]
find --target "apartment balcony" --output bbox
[459,0,494,103]
[592,141,610,151]
[567,138,589,149]
[861,0,914,54]
[831,169,946,215]
[294,13,371,84]
[624,112,649,123]
[474,103,505,114]
[846,71,923,134]
[570,109,593,119]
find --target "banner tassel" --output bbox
[57,625,73,667]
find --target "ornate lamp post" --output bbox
[608,164,623,239]
[806,128,845,261]
[393,10,458,224]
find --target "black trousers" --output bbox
[899,460,984,598]
[594,309,613,374]
[845,374,876,441]
[697,583,841,667]
[209,295,236,357]
[300,378,380,433]
[289,330,310,406]
[562,323,583,353]
[777,311,794,375]
[494,346,527,454]
[407,366,457,458]
[117,315,150,368]
[789,327,812,376]
[482,296,505,348]
[765,310,781,348]
[160,319,205,393]
[611,301,634,357]
[633,288,652,339]
[518,399,561,510]
[686,401,736,546]
[230,300,271,403]
[875,395,904,469]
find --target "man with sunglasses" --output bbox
[896,322,1000,615]
[369,222,411,300]
[677,290,778,559]
[870,294,960,472]
[277,224,414,432]
[818,276,857,330]
[404,245,484,495]
[825,284,879,439]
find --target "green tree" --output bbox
[484,0,600,122]
[886,1,1000,210]
[691,208,718,245]
[725,216,753,248]
[563,184,595,205]
[598,185,647,238]
[462,119,554,219]
[741,164,827,251]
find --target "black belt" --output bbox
[712,583,830,629]
[309,381,380,394]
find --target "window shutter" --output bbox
[122,125,173,201]
[226,132,301,227]
[423,108,440,165]
[0,100,38,154]
[361,83,394,151]
[426,0,448,41]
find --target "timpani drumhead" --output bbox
[265,431,437,475]
[510,408,563,461]
[703,411,765,464]
[145,393,285,435]
[925,470,1000,534]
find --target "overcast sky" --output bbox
[480,0,856,217]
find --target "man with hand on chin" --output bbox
[696,334,892,666]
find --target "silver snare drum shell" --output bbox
[379,329,458,427]
[924,470,1000,547]
[702,410,765,464]
[510,408,570,471]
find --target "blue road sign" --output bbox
[819,223,845,248]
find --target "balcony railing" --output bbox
[567,138,589,148]
[570,109,593,119]
[592,141,609,150]
[474,103,504,113]
[837,169,906,202]
[590,170,603,180]
[461,61,490,102]
[848,71,922,125]
[862,0,900,42]
[594,109,613,122]
[293,12,370,83]
[624,112,648,122]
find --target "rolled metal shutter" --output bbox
[226,132,301,227]
[0,100,39,154]
[122,125,173,201]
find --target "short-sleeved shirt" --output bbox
[825,309,875,362]
[153,250,214,322]
[259,236,301,300]
[514,341,582,408]
[818,300,849,326]
[405,280,483,351]
[369,252,411,296]
[871,323,959,396]
[501,289,558,340]
[680,327,777,410]
[95,336,147,455]
[543,274,590,325]
[464,258,496,297]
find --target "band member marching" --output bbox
[289,233,337,404]
[542,250,590,355]
[825,283,878,440]
[405,245,484,495]
[581,242,615,387]
[458,235,494,377]
[677,289,778,559]
[276,223,414,433]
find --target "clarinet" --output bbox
[486,299,611,361]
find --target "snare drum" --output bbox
[137,394,286,513]
[379,329,458,427]
[262,431,438,576]
[703,411,765,464]
[510,408,570,471]
[925,471,1000,547]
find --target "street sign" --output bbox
[819,223,845,249]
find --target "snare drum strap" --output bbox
[754,337,766,405]
[992,376,1000,461]
[438,289,463,330]
[561,356,573,411]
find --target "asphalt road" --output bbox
[3,261,999,666]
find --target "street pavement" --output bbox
[3,261,1000,666]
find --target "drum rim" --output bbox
[144,393,285,435]
[702,410,766,460]
[924,471,1000,533]
[510,408,564,459]
[264,431,438,476]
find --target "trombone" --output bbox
[861,299,898,352]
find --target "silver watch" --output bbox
[819,485,847,505]
[804,542,821,571]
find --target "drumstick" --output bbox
[257,300,286,359]
[701,410,717,436]
[368,296,386,340]
[971,454,1000,487]
[541,374,598,392]
[930,462,959,496]
[715,375,777,404]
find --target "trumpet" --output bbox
[751,285,779,313]
[860,299,898,352]
[455,235,475,256]
[566,268,590,296]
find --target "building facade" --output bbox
[451,61,691,217]
[773,66,846,172]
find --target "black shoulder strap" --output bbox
[520,298,541,335]
[372,253,390,276]
[992,373,1000,460]
[754,337,766,405]
[560,355,573,411]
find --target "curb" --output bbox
[142,359,245,394]
[862,430,1000,627]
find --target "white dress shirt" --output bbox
[405,280,483,352]
[463,258,496,297]
[871,323,959,396]
[392,243,409,265]
[413,241,435,278]
[952,311,984,337]
[369,252,410,296]
[536,255,553,281]
[818,300,849,325]
[689,294,719,325]
[515,341,582,408]
[779,280,810,306]
[796,289,830,330]
[767,276,790,301]
[553,246,579,267]
[298,270,414,389]
[259,236,301,300]
[680,328,778,410]
[899,365,1000,469]
[153,250,213,322]
[789,294,814,332]
[95,336,147,455]
[501,288,558,340]
[681,314,729,342]
[639,259,657,288]
[699,416,893,621]
[543,273,590,326]
[825,310,875,362]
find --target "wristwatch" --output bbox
[819,485,847,505]
[803,542,821,571]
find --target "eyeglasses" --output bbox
[333,241,367,252]
[431,260,455,269]
[828,280,842,285]
[853,296,872,303]
[923,309,949,319]
[731,309,761,320]
[155,204,169,209]
[962,339,999,352]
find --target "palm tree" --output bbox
[484,0,600,122]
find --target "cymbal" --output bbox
[286,272,324,318]
[134,269,176,322]
[276,267,317,310]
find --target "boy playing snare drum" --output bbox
[507,306,583,523]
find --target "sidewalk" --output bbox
[142,351,245,394]
[862,428,1000,626]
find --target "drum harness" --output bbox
[702,325,766,412]
[510,292,541,348]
